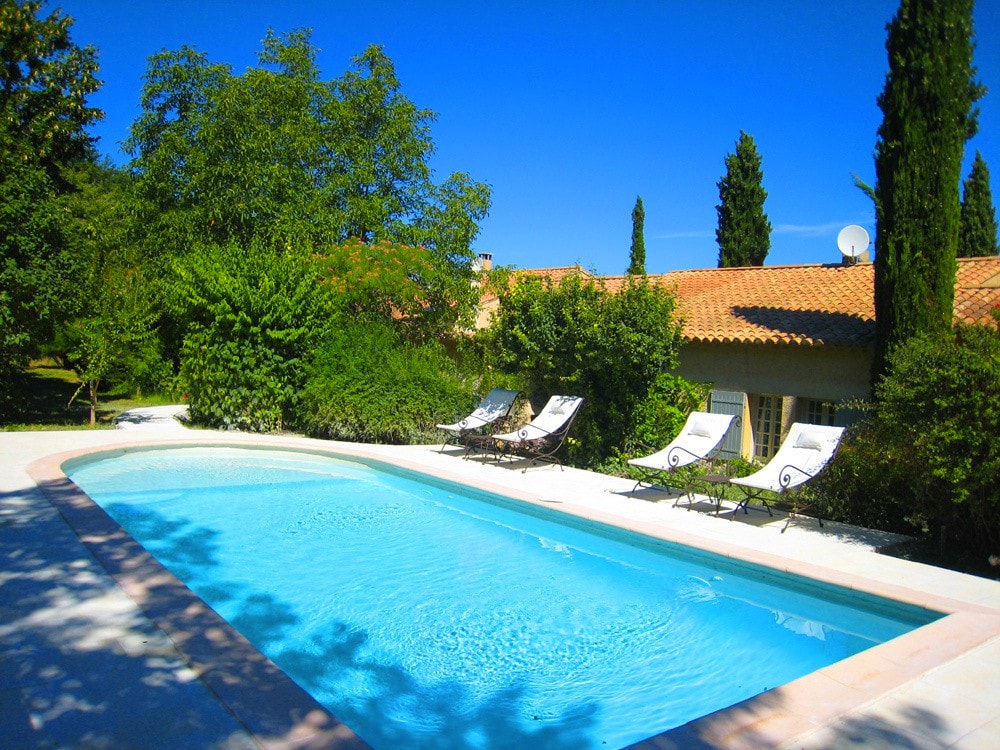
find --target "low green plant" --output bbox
[297,321,471,444]
[172,240,336,431]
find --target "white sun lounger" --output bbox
[485,395,584,471]
[436,388,521,452]
[729,422,845,526]
[628,411,737,502]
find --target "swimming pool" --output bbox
[66,446,940,749]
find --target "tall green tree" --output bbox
[125,31,490,335]
[627,195,646,275]
[0,0,102,413]
[871,0,983,382]
[716,131,771,268]
[125,32,490,260]
[958,151,999,257]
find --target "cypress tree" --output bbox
[958,151,999,257]
[627,195,646,275]
[716,131,771,268]
[872,0,983,383]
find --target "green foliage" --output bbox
[57,266,167,423]
[485,273,689,467]
[819,321,1000,554]
[627,373,712,453]
[627,195,646,275]
[0,0,102,180]
[316,237,479,337]
[598,372,712,477]
[124,31,490,265]
[45,162,168,424]
[297,322,471,443]
[171,241,337,431]
[958,151,999,258]
[0,0,101,413]
[716,131,771,268]
[872,0,983,382]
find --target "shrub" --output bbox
[483,272,697,467]
[172,241,336,431]
[876,323,1000,551]
[297,322,471,444]
[818,320,1000,556]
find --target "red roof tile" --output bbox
[504,257,1000,347]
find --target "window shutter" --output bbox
[709,389,745,459]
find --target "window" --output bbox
[805,399,837,426]
[753,394,783,459]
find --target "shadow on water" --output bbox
[105,501,221,579]
[31,481,598,748]
[267,623,599,749]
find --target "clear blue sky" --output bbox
[48,0,999,274]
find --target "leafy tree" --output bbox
[59,265,165,424]
[486,273,686,466]
[124,32,490,267]
[0,0,101,412]
[958,151,999,257]
[0,0,102,179]
[716,131,771,268]
[627,195,646,275]
[125,33,329,253]
[871,0,983,382]
[50,162,167,423]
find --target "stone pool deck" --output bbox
[2,406,1000,749]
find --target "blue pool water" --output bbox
[67,447,939,749]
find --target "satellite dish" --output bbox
[837,225,870,258]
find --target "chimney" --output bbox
[475,252,493,271]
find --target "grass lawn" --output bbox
[1,360,173,430]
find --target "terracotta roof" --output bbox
[954,256,1000,325]
[504,257,1000,347]
[656,263,877,346]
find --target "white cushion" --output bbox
[688,420,713,438]
[794,431,824,450]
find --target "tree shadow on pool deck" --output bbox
[0,485,264,749]
[629,684,956,749]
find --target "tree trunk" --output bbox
[88,379,98,426]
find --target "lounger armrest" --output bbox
[778,463,816,491]
[514,423,559,441]
[665,444,702,469]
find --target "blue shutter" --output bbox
[709,389,745,459]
